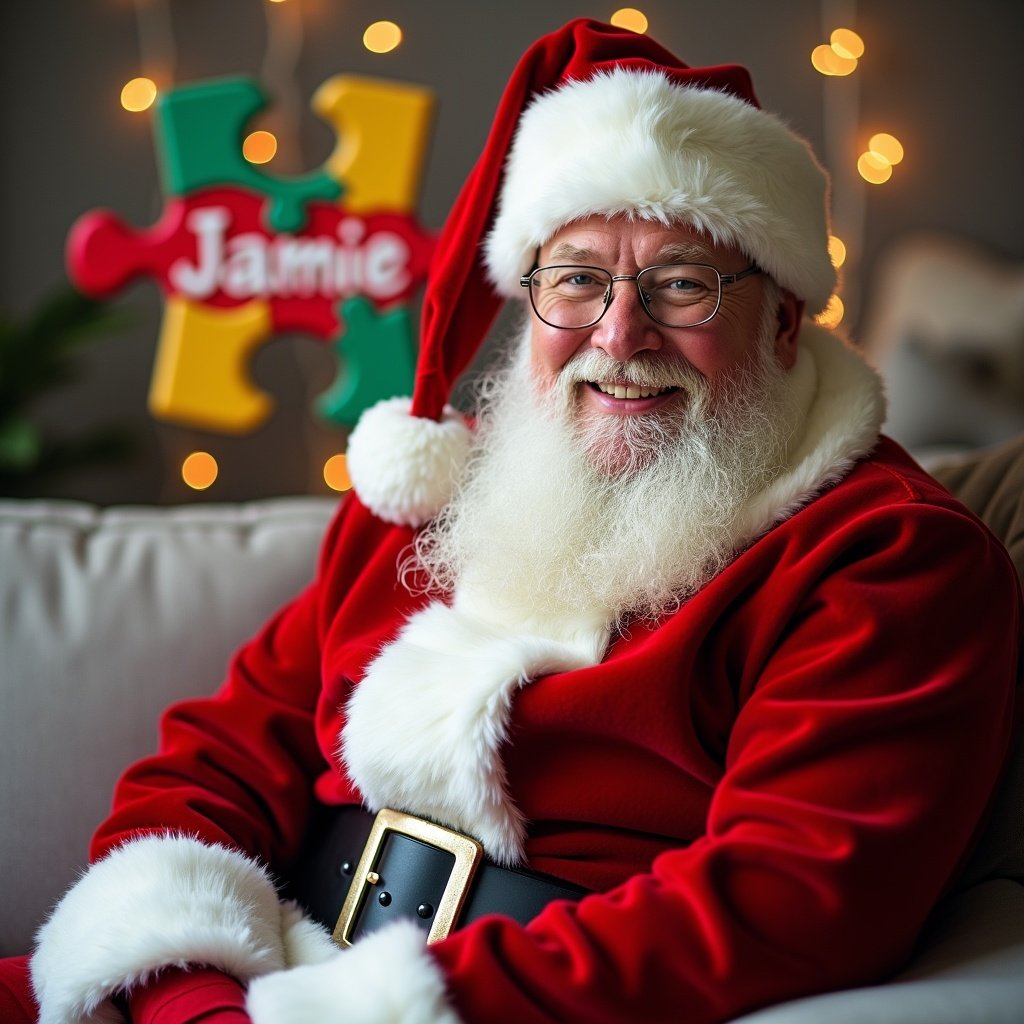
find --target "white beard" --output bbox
[408,299,805,628]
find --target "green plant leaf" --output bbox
[0,416,42,470]
[0,285,137,492]
[0,286,133,416]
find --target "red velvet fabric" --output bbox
[0,956,36,1024]
[127,967,250,1024]
[0,954,253,1019]
[83,438,1021,1022]
[0,957,252,1024]
[411,18,757,423]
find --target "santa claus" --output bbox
[4,17,1019,1024]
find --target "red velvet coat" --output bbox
[74,436,1019,1024]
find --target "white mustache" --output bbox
[557,349,707,393]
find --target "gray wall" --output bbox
[2,1,1022,504]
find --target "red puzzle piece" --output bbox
[67,186,435,342]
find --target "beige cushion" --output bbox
[930,437,1024,887]
[931,432,1024,580]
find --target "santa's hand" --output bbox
[246,921,462,1024]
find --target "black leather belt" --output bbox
[287,806,588,946]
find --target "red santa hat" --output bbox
[346,18,836,527]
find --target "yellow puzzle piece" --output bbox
[314,75,435,214]
[149,297,274,433]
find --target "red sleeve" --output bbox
[127,967,250,1024]
[428,502,1021,1023]
[89,500,355,868]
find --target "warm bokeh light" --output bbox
[830,28,865,59]
[811,44,857,77]
[121,77,157,112]
[816,294,845,328]
[858,151,893,184]
[868,132,904,165]
[242,130,278,164]
[828,235,847,269]
[610,8,649,33]
[323,454,353,492]
[363,20,402,53]
[182,451,218,490]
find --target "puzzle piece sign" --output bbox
[66,75,437,433]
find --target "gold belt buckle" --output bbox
[332,808,484,947]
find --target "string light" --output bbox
[830,28,865,59]
[816,294,845,328]
[821,237,848,335]
[868,132,904,166]
[242,129,278,164]
[121,76,158,112]
[858,150,893,184]
[610,8,649,33]
[811,44,857,76]
[856,132,903,185]
[363,21,402,53]
[828,235,847,269]
[182,451,219,490]
[323,454,353,492]
[811,27,863,77]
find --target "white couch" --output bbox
[1,471,1021,1022]
[0,497,336,957]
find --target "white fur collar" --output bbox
[731,322,886,547]
[342,326,884,863]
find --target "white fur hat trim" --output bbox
[346,397,473,528]
[485,68,836,315]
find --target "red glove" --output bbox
[126,966,250,1024]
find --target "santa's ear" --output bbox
[774,290,805,370]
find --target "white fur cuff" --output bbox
[346,397,473,527]
[342,597,609,867]
[247,920,463,1024]
[31,835,291,1024]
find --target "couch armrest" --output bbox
[730,879,1024,1024]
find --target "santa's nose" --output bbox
[588,279,665,362]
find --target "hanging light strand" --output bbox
[130,0,177,93]
[814,0,865,328]
[250,0,306,170]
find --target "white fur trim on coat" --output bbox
[341,324,883,866]
[347,397,473,527]
[733,322,886,543]
[342,599,609,866]
[485,68,836,315]
[30,834,336,1024]
[247,920,462,1024]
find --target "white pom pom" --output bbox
[346,397,472,527]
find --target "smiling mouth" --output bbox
[589,381,679,400]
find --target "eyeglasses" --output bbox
[519,262,762,330]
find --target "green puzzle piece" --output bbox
[318,296,417,426]
[154,77,342,232]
